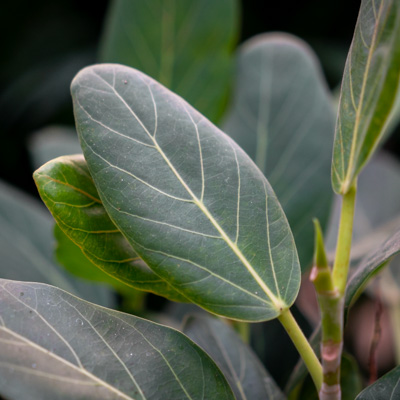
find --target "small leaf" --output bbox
[71,64,301,322]
[332,0,400,194]
[0,179,114,307]
[34,155,186,302]
[183,314,286,400]
[355,365,400,399]
[0,279,234,400]
[99,0,239,122]
[223,33,335,269]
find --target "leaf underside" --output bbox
[71,64,300,322]
[0,279,234,400]
[223,33,335,269]
[34,155,187,302]
[332,0,400,194]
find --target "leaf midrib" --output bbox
[91,70,286,312]
[342,0,384,192]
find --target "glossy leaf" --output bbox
[183,314,285,400]
[71,64,301,322]
[0,180,114,307]
[34,155,187,303]
[223,33,335,269]
[99,0,238,122]
[0,279,234,400]
[355,365,400,399]
[332,0,400,194]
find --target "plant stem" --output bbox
[311,219,343,400]
[332,183,357,295]
[278,308,322,391]
[233,321,250,344]
[313,182,356,400]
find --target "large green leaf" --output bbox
[34,154,187,303]
[71,64,301,322]
[332,0,400,194]
[223,33,335,269]
[0,180,114,308]
[0,279,234,400]
[183,314,286,400]
[99,0,238,123]
[355,365,400,399]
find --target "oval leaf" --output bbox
[0,180,114,307]
[332,0,400,194]
[71,64,300,322]
[223,33,335,269]
[34,154,187,303]
[0,279,234,400]
[183,314,286,400]
[99,0,239,122]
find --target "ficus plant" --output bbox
[1,0,400,399]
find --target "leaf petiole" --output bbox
[278,308,322,391]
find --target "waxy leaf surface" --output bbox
[0,279,234,400]
[355,365,400,399]
[183,314,286,400]
[332,0,400,194]
[0,180,113,307]
[100,0,238,122]
[72,64,300,322]
[223,34,335,269]
[34,155,186,302]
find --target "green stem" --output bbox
[233,321,250,344]
[278,308,322,391]
[332,182,357,295]
[311,220,343,399]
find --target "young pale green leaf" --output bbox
[223,34,335,269]
[355,365,400,399]
[332,0,400,194]
[183,314,286,400]
[99,0,238,123]
[0,180,114,307]
[34,155,187,303]
[71,64,301,322]
[0,279,234,400]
